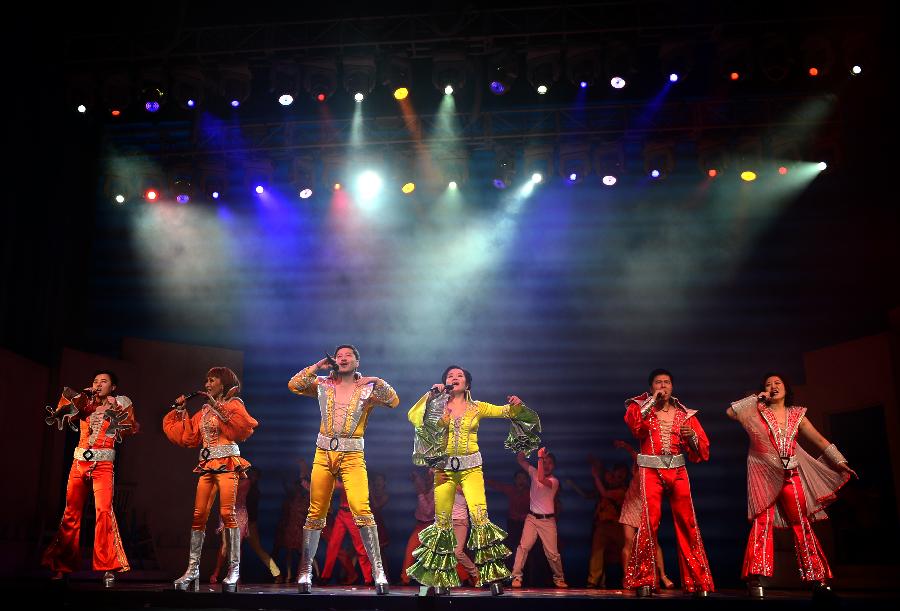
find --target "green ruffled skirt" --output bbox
[406,519,511,587]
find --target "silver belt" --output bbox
[780,455,800,470]
[74,447,115,462]
[316,433,365,452]
[434,452,483,471]
[199,443,240,461]
[637,453,686,469]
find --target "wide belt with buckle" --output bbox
[434,452,483,471]
[636,453,686,469]
[74,447,115,462]
[316,433,365,452]
[780,455,799,470]
[199,443,240,461]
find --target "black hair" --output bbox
[93,370,119,388]
[334,344,361,361]
[442,365,473,392]
[647,368,673,388]
[759,372,795,406]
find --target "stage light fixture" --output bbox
[643,141,675,179]
[102,71,132,113]
[219,62,252,108]
[605,41,636,89]
[592,141,625,183]
[559,143,590,184]
[303,58,337,103]
[492,148,516,189]
[244,159,274,195]
[658,40,693,82]
[343,55,376,100]
[525,49,560,95]
[566,47,600,88]
[383,55,412,101]
[172,65,205,110]
[290,156,316,200]
[523,145,554,185]
[271,60,299,106]
[488,51,518,95]
[433,50,467,94]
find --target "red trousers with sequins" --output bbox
[742,469,832,582]
[624,465,714,592]
[41,460,129,574]
[321,507,373,582]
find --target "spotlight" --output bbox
[171,168,193,204]
[718,38,752,81]
[778,166,789,175]
[103,172,132,205]
[643,140,674,179]
[592,141,625,184]
[66,72,96,114]
[658,40,694,82]
[436,154,469,189]
[559,143,590,184]
[492,148,516,189]
[402,182,416,194]
[531,172,543,183]
[697,140,729,178]
[524,145,553,184]
[199,164,227,202]
[140,68,166,113]
[536,85,548,95]
[488,50,518,95]
[448,181,458,190]
[114,194,126,205]
[290,157,316,201]
[816,161,827,171]
[801,35,835,78]
[433,50,467,94]
[383,55,412,101]
[303,58,337,103]
[740,171,757,182]
[735,136,762,179]
[271,60,299,106]
[357,170,383,199]
[566,47,600,88]
[101,72,132,113]
[145,189,159,201]
[851,65,862,75]
[219,62,252,108]
[343,55,376,100]
[333,183,342,191]
[172,66,205,109]
[605,41,636,89]
[244,159,274,196]
[527,49,560,95]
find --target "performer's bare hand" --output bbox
[537,446,547,458]
[356,376,381,388]
[431,383,446,393]
[313,357,332,371]
[757,391,771,403]
[434,471,449,486]
[612,439,630,450]
[679,425,694,438]
[175,394,188,408]
[62,386,80,399]
[507,395,523,406]
[840,463,859,479]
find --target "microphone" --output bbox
[757,393,770,405]
[431,383,456,395]
[324,352,339,372]
[170,391,202,410]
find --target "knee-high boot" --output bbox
[359,524,389,595]
[174,530,205,591]
[297,528,322,594]
[221,527,241,593]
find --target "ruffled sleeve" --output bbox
[409,393,450,467]
[115,396,140,437]
[502,403,542,457]
[163,409,201,447]
[219,398,258,442]
[370,380,399,408]
[288,366,320,397]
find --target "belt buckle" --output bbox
[329,437,341,451]
[450,456,461,471]
[660,455,672,468]
[200,448,211,460]
[781,456,791,469]
[82,449,94,461]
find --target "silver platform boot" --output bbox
[297,528,321,594]
[173,530,205,591]
[359,524,389,595]
[221,526,241,593]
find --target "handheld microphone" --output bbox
[324,352,339,371]
[170,391,202,410]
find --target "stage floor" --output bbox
[16,581,900,610]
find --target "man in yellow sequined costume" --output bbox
[406,365,541,596]
[288,345,398,594]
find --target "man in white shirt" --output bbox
[510,447,567,588]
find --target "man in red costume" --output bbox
[42,370,138,587]
[623,369,714,597]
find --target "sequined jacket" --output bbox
[61,393,139,452]
[163,398,257,473]
[624,392,709,463]
[730,395,849,525]
[408,391,533,461]
[288,367,399,439]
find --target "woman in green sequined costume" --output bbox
[406,366,541,595]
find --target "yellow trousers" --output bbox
[305,448,374,529]
[434,467,489,526]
